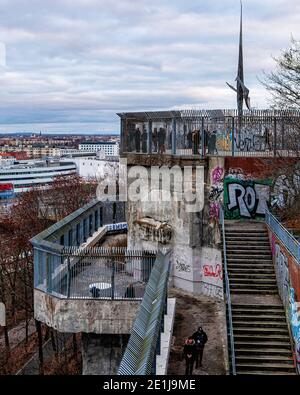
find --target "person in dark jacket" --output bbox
[183,336,196,375]
[135,127,141,152]
[192,326,208,368]
[124,283,135,298]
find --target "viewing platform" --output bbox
[31,199,157,334]
[118,109,300,160]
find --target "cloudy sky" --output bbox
[0,0,299,134]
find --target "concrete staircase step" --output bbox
[232,314,286,321]
[229,278,277,284]
[230,283,278,289]
[236,355,294,364]
[226,241,270,245]
[229,274,276,279]
[232,321,288,329]
[234,341,292,350]
[227,253,272,258]
[236,370,296,375]
[234,327,289,335]
[227,258,273,263]
[227,245,271,251]
[231,310,285,317]
[231,289,278,295]
[235,362,296,373]
[231,304,284,310]
[235,348,293,357]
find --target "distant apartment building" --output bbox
[78,141,119,156]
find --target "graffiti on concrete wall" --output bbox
[203,264,223,281]
[288,287,300,374]
[271,235,300,373]
[175,259,191,273]
[200,248,223,300]
[223,178,271,219]
[209,166,224,220]
[272,171,300,209]
[275,244,290,308]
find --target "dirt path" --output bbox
[168,288,227,375]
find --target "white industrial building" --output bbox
[78,141,119,156]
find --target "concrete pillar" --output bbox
[82,333,129,375]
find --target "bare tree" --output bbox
[259,38,300,223]
[261,38,300,109]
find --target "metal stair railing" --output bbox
[220,205,236,375]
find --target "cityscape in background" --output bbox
[0,0,299,384]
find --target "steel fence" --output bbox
[119,110,300,158]
[118,250,171,375]
[34,247,157,300]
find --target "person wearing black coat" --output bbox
[192,326,208,368]
[183,337,197,375]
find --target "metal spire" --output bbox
[227,1,251,115]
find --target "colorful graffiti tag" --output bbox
[272,236,300,373]
[223,178,271,219]
[209,166,224,220]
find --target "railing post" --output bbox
[111,257,115,300]
[274,117,277,157]
[147,120,152,154]
[67,256,71,298]
[172,118,177,155]
[120,117,125,154]
[231,117,235,157]
[201,116,205,157]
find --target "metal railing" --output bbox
[119,109,300,158]
[220,206,236,375]
[118,250,171,375]
[265,209,300,263]
[34,246,157,300]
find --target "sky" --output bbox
[0,0,299,134]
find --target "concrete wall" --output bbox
[34,290,140,334]
[126,159,224,300]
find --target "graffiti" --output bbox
[270,233,300,373]
[235,126,272,152]
[275,244,290,307]
[212,166,224,184]
[203,264,223,281]
[200,248,223,300]
[202,282,223,299]
[209,167,224,220]
[224,178,271,219]
[288,287,300,373]
[272,171,300,209]
[209,202,220,220]
[175,260,191,273]
[226,167,246,180]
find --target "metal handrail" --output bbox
[265,209,300,263]
[220,205,236,375]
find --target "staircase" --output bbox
[223,221,296,375]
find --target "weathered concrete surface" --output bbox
[82,333,129,375]
[168,288,228,375]
[34,290,140,334]
[156,298,176,375]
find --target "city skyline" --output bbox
[0,0,299,134]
